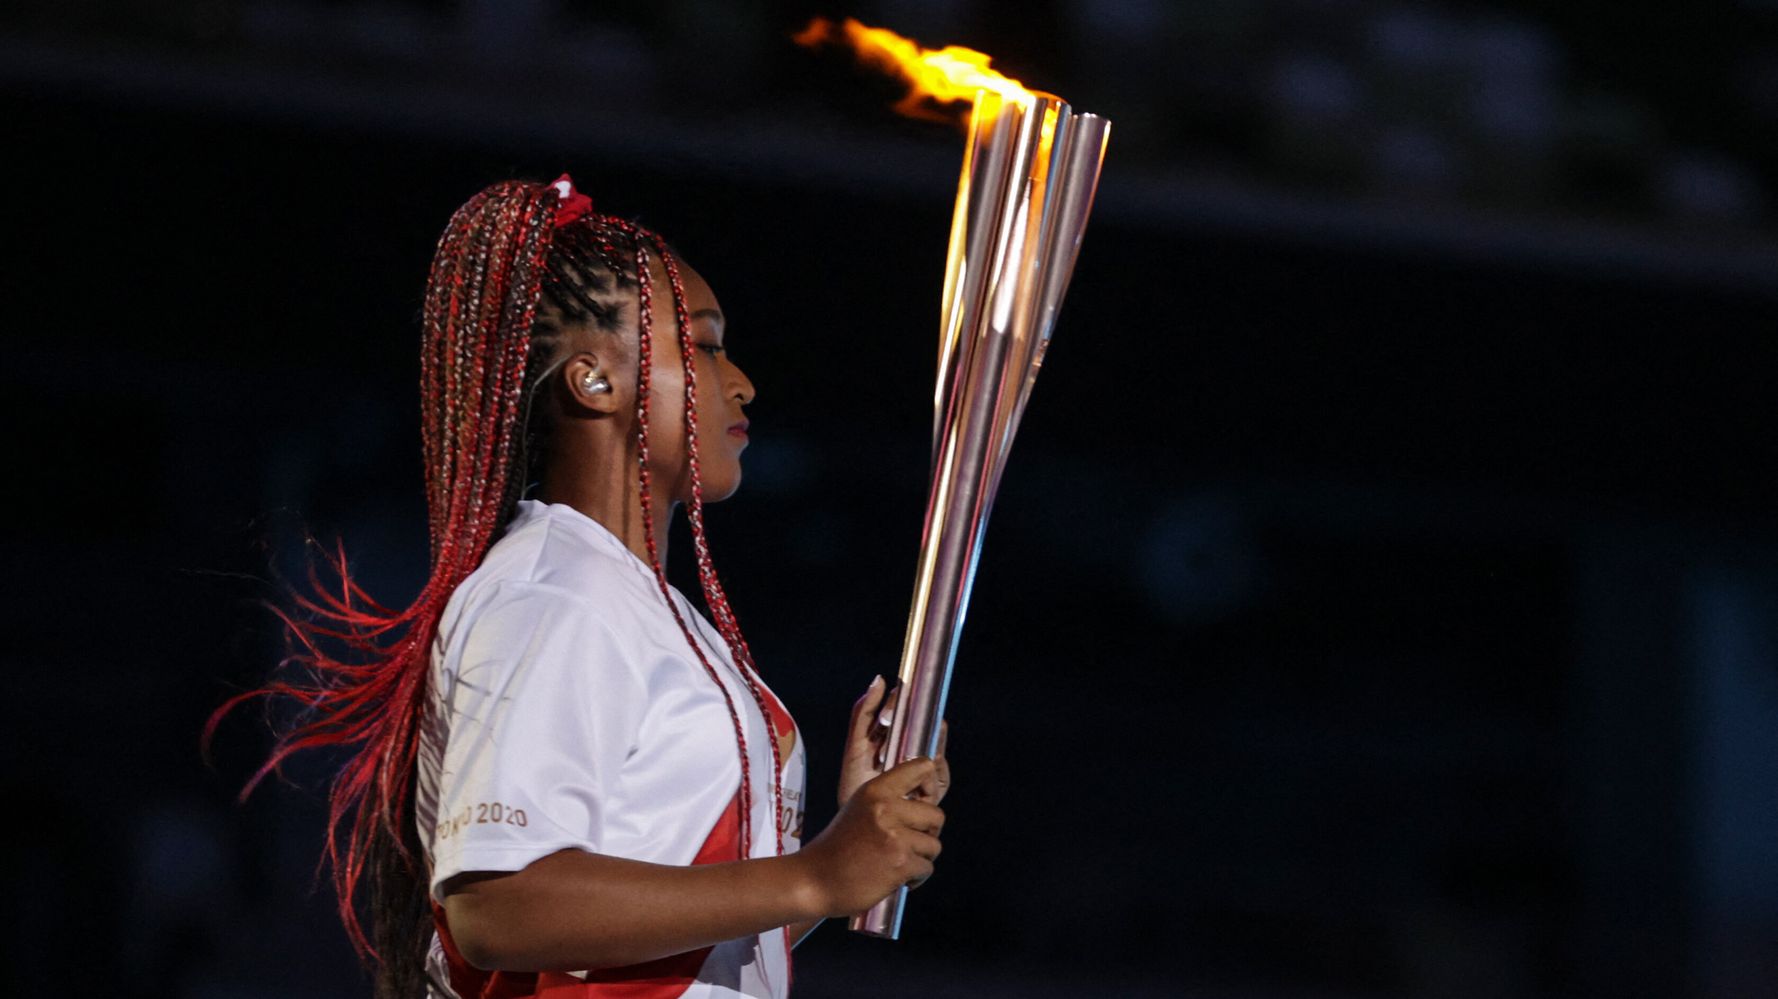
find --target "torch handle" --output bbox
[850,314,1014,938]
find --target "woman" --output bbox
[217,177,950,998]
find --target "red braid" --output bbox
[207,181,557,959]
[614,220,782,858]
[649,232,785,856]
[208,179,782,974]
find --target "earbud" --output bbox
[580,373,611,395]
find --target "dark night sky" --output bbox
[6,7,1778,995]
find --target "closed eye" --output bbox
[698,343,726,358]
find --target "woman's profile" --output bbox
[213,177,951,999]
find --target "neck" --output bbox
[536,461,677,571]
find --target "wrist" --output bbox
[774,850,831,922]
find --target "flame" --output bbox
[795,17,1035,121]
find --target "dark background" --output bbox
[6,2,1777,997]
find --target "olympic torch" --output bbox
[796,18,1110,939]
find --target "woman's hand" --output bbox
[839,676,952,807]
[794,757,946,918]
[788,678,955,946]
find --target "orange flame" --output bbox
[794,17,1035,122]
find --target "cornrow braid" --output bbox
[505,220,638,536]
[208,179,781,996]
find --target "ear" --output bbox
[561,351,623,415]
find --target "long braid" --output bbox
[648,231,793,996]
[210,180,781,996]
[541,209,780,862]
[208,182,559,988]
[651,233,786,856]
[614,220,773,858]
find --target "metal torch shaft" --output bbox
[932,92,1019,466]
[895,92,1051,765]
[852,92,1062,939]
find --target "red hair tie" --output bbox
[549,174,595,227]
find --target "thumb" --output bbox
[846,675,886,749]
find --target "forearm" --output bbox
[443,848,824,972]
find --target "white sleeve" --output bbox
[427,581,646,900]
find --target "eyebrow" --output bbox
[690,308,724,328]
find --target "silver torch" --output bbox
[852,86,1111,939]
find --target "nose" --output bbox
[727,355,756,407]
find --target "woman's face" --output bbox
[640,257,756,504]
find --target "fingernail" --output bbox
[877,704,894,728]
[870,674,884,689]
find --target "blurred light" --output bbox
[1464,19,1559,85]
[1466,20,1558,147]
[1661,151,1767,223]
[1271,52,1362,123]
[739,434,814,495]
[1067,0,1170,41]
[1374,126,1459,194]
[129,798,232,923]
[1471,77,1555,146]
[1139,494,1259,627]
[1369,7,1457,74]
[1688,570,1778,912]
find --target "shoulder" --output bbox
[433,576,652,715]
[443,504,659,635]
[434,509,663,686]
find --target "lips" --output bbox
[727,419,750,437]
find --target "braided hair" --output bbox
[208,178,783,997]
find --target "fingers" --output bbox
[907,831,942,862]
[898,836,939,892]
[905,846,938,890]
[894,798,945,836]
[875,684,898,731]
[870,687,897,770]
[846,675,887,749]
[929,722,951,802]
[877,756,938,797]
